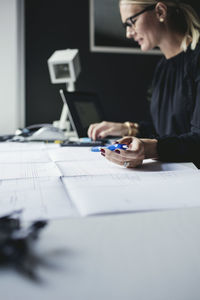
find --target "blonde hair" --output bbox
[119,0,200,51]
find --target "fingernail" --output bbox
[101,153,105,157]
[100,148,105,153]
[115,150,120,154]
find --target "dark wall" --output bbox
[25,0,160,126]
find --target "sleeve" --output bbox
[157,80,200,168]
[137,119,157,138]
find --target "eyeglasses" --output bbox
[122,4,156,29]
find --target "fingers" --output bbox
[101,149,126,167]
[91,123,106,140]
[116,136,133,145]
[106,149,144,161]
[102,148,144,168]
[88,121,109,141]
[87,123,97,139]
[88,121,126,140]
[123,159,143,168]
[117,137,145,156]
[100,135,145,168]
[88,123,102,141]
[100,128,115,138]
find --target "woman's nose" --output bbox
[126,26,136,39]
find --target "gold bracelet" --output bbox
[124,121,135,136]
[124,122,139,136]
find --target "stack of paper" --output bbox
[0,142,199,221]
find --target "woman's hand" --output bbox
[88,121,138,141]
[101,137,158,168]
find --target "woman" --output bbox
[88,0,200,168]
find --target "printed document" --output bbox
[0,143,199,220]
[0,162,61,180]
[0,142,59,152]
[0,150,51,164]
[48,146,103,162]
[63,170,200,216]
[0,177,76,221]
[57,158,195,177]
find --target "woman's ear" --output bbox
[155,2,167,23]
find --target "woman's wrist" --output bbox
[141,138,158,159]
[123,121,139,136]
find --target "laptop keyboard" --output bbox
[61,139,108,147]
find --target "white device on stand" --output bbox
[48,49,81,139]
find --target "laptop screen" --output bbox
[60,90,105,137]
[73,101,102,129]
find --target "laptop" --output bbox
[59,89,108,146]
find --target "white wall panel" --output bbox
[0,0,24,134]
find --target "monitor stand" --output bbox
[53,83,79,140]
[53,103,78,140]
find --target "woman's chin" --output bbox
[140,44,153,52]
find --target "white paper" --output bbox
[0,177,77,221]
[63,170,200,216]
[57,159,196,177]
[0,162,62,180]
[48,146,103,162]
[0,150,51,163]
[0,142,45,151]
[0,142,198,220]
[43,143,60,150]
[0,142,60,152]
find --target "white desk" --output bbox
[2,207,200,300]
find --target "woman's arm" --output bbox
[157,133,200,167]
[156,79,200,168]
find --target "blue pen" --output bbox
[91,143,128,152]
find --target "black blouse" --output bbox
[139,42,200,168]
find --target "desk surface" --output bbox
[2,207,200,300]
